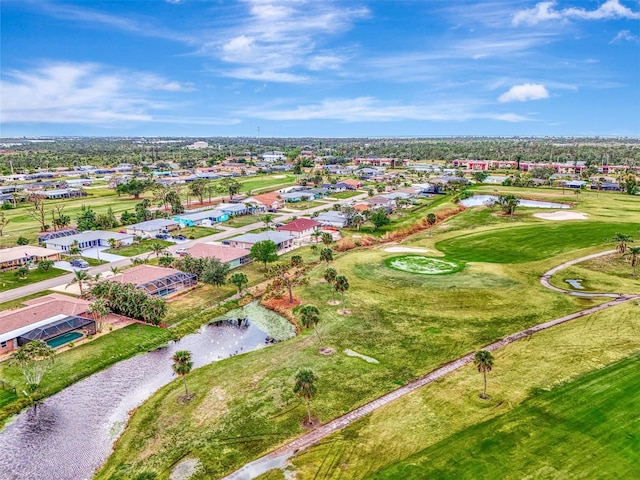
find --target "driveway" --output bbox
[81,247,126,262]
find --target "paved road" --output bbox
[220,251,636,480]
[0,193,368,303]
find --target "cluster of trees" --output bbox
[173,255,230,287]
[91,281,167,325]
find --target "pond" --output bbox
[459,195,570,209]
[385,255,462,275]
[0,302,295,480]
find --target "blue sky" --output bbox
[1,0,639,137]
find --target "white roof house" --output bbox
[45,231,134,251]
[125,219,178,237]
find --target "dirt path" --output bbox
[221,250,636,480]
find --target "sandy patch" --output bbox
[344,349,379,364]
[271,174,287,179]
[534,211,588,221]
[384,246,430,253]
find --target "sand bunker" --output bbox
[384,246,430,253]
[534,211,588,221]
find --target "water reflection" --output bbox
[0,304,294,480]
[459,194,570,209]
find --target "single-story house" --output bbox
[109,265,197,297]
[186,243,251,269]
[34,188,87,200]
[245,192,283,211]
[590,181,620,191]
[358,168,383,179]
[38,229,80,245]
[173,209,229,227]
[126,219,178,238]
[45,231,134,251]
[383,192,412,202]
[564,180,587,189]
[364,196,396,212]
[280,191,316,203]
[0,293,94,354]
[307,188,330,198]
[340,179,363,189]
[0,245,61,271]
[227,231,295,251]
[216,202,251,216]
[276,218,321,238]
[412,183,441,194]
[316,211,348,228]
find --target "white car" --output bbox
[175,248,189,256]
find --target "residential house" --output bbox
[33,188,87,200]
[358,167,383,179]
[276,218,321,238]
[185,243,251,269]
[0,245,61,271]
[0,294,94,354]
[340,178,364,189]
[109,265,197,297]
[45,231,134,251]
[262,151,286,162]
[125,219,179,238]
[363,195,396,212]
[280,191,316,203]
[227,231,295,251]
[173,209,229,227]
[216,202,251,216]
[316,211,348,228]
[245,192,283,211]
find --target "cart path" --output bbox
[222,250,636,480]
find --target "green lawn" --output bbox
[0,267,68,293]
[289,301,640,480]
[178,226,219,239]
[327,191,362,199]
[225,214,264,227]
[372,353,640,479]
[437,221,638,263]
[104,238,173,257]
[0,324,172,420]
[283,201,326,210]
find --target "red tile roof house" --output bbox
[109,265,198,297]
[245,192,283,211]
[186,243,251,269]
[340,178,363,189]
[276,218,321,238]
[0,293,94,355]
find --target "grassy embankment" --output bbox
[94,188,640,479]
[289,302,640,479]
[0,324,172,422]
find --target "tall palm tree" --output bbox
[333,275,350,312]
[66,269,90,296]
[613,232,633,255]
[474,350,494,400]
[88,298,110,333]
[628,246,640,276]
[298,305,322,342]
[172,350,194,400]
[148,241,168,260]
[319,247,333,264]
[311,228,322,244]
[293,368,318,425]
[262,213,274,229]
[321,232,333,246]
[324,267,337,304]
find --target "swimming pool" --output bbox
[46,331,83,348]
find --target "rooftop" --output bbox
[277,218,320,233]
[0,245,61,263]
[187,243,250,262]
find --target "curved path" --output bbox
[222,250,637,480]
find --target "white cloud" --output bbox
[0,62,193,124]
[209,0,369,81]
[513,0,640,26]
[498,83,550,103]
[237,96,532,123]
[610,29,640,43]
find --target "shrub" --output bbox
[16,236,29,245]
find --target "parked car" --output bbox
[70,258,90,269]
[174,235,186,241]
[155,233,170,240]
[175,248,189,256]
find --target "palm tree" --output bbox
[172,350,194,400]
[324,267,338,305]
[298,305,322,342]
[311,228,322,244]
[110,266,122,276]
[262,213,275,229]
[613,232,633,255]
[627,246,640,276]
[351,214,365,231]
[321,232,333,246]
[88,298,110,333]
[474,350,494,400]
[229,272,249,295]
[319,247,333,264]
[66,269,90,296]
[148,241,168,260]
[293,368,318,425]
[333,275,349,313]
